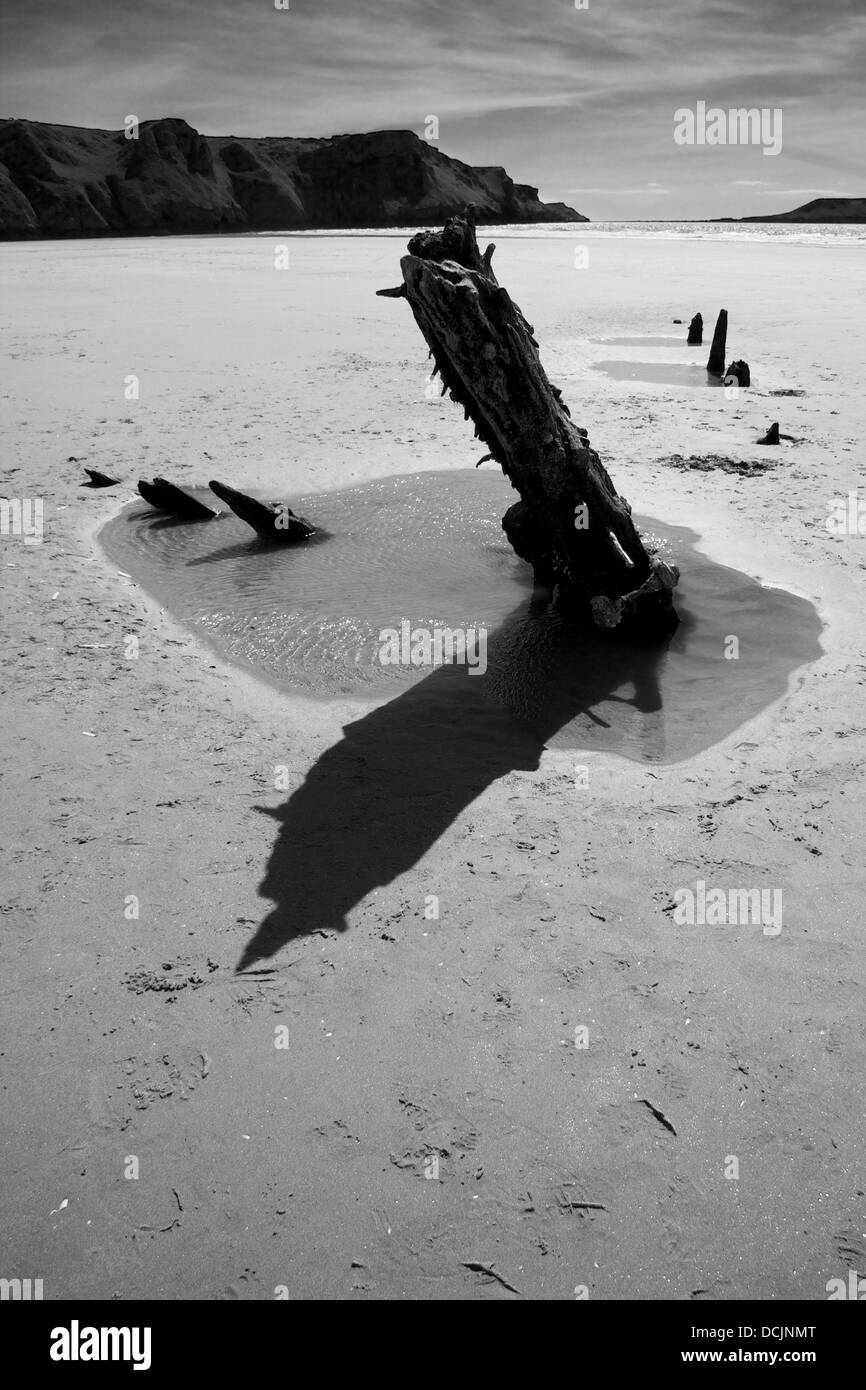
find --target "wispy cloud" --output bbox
[569,186,668,196]
[772,187,848,197]
[0,0,862,218]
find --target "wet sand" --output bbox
[1,229,864,1299]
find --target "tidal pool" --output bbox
[99,468,822,763]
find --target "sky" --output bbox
[0,0,863,219]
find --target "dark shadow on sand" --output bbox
[239,552,823,969]
[96,482,822,974]
[238,599,690,970]
[185,529,332,567]
[141,511,218,531]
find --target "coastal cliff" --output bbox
[0,117,586,239]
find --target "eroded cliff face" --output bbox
[0,118,586,238]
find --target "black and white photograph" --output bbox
[1,0,864,1340]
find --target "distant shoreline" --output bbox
[3,218,865,245]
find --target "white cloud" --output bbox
[0,0,861,219]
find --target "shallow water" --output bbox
[100,469,822,763]
[592,360,728,388]
[591,336,691,348]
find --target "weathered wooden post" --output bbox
[706,309,728,375]
[208,480,316,542]
[724,359,750,387]
[378,211,679,635]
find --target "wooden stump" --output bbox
[724,359,750,388]
[209,480,316,542]
[758,422,780,445]
[137,477,216,520]
[378,211,679,636]
[83,468,119,488]
[706,310,728,376]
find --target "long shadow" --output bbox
[140,511,218,531]
[103,490,821,974]
[186,530,332,567]
[237,596,675,970]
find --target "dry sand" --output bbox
[1,228,864,1299]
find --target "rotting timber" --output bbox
[378,210,679,637]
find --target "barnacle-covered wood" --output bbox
[381,211,679,633]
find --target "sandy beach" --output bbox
[1,225,864,1300]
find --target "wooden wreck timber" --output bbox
[757,421,797,445]
[725,359,751,388]
[82,468,119,488]
[137,477,217,520]
[208,480,316,542]
[706,310,728,376]
[378,211,679,635]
